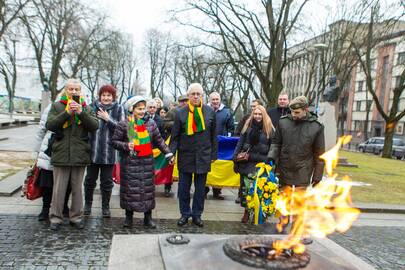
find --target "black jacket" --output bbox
[169,104,218,174]
[267,106,290,128]
[268,113,325,186]
[233,127,272,175]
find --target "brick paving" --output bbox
[1,214,405,269]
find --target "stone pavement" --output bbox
[1,214,405,269]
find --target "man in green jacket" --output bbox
[46,79,99,231]
[268,96,325,242]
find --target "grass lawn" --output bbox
[335,150,405,205]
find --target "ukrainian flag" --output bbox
[173,136,240,187]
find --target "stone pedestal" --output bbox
[108,234,375,270]
[317,102,338,151]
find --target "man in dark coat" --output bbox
[268,95,325,187]
[169,83,218,227]
[267,91,290,128]
[206,91,235,200]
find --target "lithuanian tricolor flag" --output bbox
[153,139,174,185]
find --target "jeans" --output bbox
[178,172,207,218]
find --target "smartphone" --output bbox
[72,95,80,103]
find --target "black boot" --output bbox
[83,187,94,216]
[164,185,171,197]
[101,190,112,218]
[123,210,133,228]
[143,210,156,229]
[38,207,49,221]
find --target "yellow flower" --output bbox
[246,195,252,202]
[257,177,266,189]
[264,185,270,192]
[263,193,269,199]
[247,201,255,209]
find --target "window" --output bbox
[370,58,376,70]
[354,120,361,131]
[398,52,405,65]
[375,139,384,144]
[393,139,405,146]
[356,101,361,111]
[395,123,404,135]
[366,100,373,109]
[357,81,364,92]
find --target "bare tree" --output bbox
[145,28,170,99]
[20,0,83,100]
[350,2,405,158]
[0,0,30,41]
[173,0,309,106]
[0,34,17,112]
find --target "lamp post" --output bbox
[313,43,328,113]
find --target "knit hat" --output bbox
[126,96,147,112]
[289,96,308,110]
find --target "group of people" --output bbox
[32,77,325,231]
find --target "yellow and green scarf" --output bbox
[186,100,205,135]
[59,94,86,129]
[128,116,153,157]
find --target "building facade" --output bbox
[282,20,405,142]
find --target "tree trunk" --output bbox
[382,120,395,158]
[8,94,14,114]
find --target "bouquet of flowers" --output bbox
[244,162,279,225]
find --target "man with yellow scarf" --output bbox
[169,83,218,227]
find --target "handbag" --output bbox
[112,163,120,184]
[236,147,251,162]
[25,163,43,200]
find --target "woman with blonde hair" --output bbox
[233,105,274,223]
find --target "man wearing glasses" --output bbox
[169,83,218,227]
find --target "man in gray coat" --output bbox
[169,83,218,227]
[268,96,325,188]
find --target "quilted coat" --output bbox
[111,117,171,212]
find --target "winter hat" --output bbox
[289,96,308,110]
[126,96,147,113]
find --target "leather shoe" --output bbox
[177,216,189,227]
[50,223,61,231]
[192,217,204,227]
[69,220,84,230]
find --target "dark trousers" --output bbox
[42,186,71,211]
[84,164,114,193]
[178,172,207,218]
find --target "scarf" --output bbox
[186,100,205,136]
[60,94,87,129]
[249,120,263,146]
[128,115,152,157]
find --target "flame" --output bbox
[273,135,360,254]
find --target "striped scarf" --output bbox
[128,116,153,157]
[186,100,206,136]
[59,94,87,129]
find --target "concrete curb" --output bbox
[0,168,28,196]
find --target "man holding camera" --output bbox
[46,79,99,231]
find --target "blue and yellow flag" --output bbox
[173,136,240,187]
